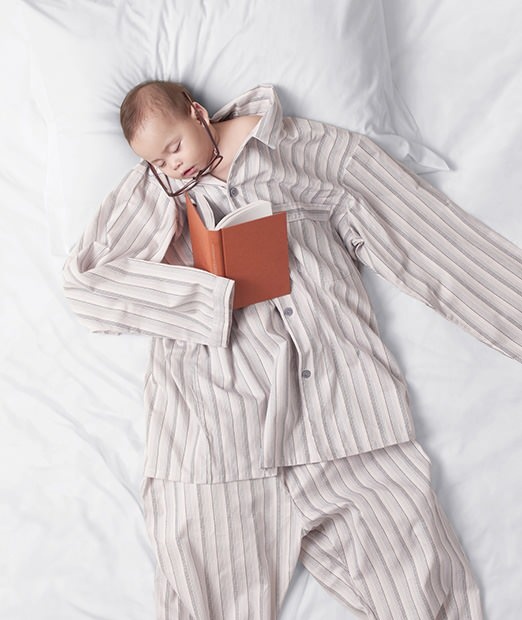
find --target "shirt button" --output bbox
[229,187,238,197]
[301,369,311,379]
[283,307,293,316]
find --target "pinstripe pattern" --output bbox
[62,84,522,483]
[141,441,483,619]
[140,472,302,619]
[338,137,522,359]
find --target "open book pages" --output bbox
[215,200,272,230]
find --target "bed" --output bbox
[2,1,521,618]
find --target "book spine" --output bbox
[209,232,226,277]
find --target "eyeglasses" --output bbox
[147,92,223,198]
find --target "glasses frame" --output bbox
[147,92,223,198]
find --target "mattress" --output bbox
[2,1,521,618]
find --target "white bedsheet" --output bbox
[1,1,521,619]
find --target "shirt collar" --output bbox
[209,84,283,150]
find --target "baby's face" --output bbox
[130,105,215,181]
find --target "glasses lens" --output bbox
[169,154,222,196]
[148,146,223,198]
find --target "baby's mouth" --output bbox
[183,166,197,178]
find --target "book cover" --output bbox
[185,193,291,309]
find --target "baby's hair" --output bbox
[120,80,193,144]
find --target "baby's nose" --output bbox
[165,154,182,171]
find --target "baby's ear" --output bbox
[192,102,210,124]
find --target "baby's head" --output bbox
[120,80,216,181]
[120,80,192,145]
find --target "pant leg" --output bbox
[153,564,194,620]
[140,475,303,620]
[283,441,484,620]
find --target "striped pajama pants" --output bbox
[140,440,483,619]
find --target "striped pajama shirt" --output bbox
[63,84,522,619]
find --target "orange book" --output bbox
[185,192,291,309]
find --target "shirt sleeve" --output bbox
[62,163,235,347]
[336,133,522,364]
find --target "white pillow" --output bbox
[23,0,448,256]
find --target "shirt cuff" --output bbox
[212,276,235,347]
